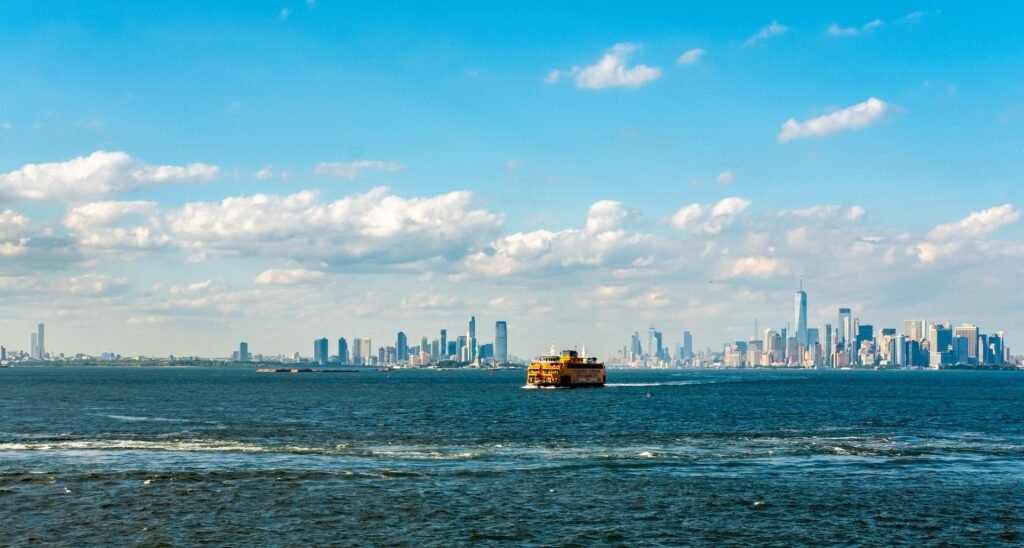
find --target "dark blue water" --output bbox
[1,367,1022,545]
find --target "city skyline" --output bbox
[2,3,1024,356]
[9,286,1015,366]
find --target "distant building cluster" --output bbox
[717,287,1011,369]
[611,286,1015,370]
[234,317,512,368]
[0,323,46,363]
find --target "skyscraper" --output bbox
[239,341,250,362]
[630,332,642,359]
[823,323,833,367]
[838,308,852,346]
[440,329,447,358]
[468,316,477,362]
[338,337,349,364]
[764,329,782,364]
[361,338,372,364]
[396,332,408,361]
[904,320,926,342]
[352,338,364,364]
[30,332,37,360]
[794,288,807,348]
[953,324,980,363]
[647,325,657,358]
[495,321,508,362]
[314,338,329,365]
[37,323,45,360]
[682,331,693,359]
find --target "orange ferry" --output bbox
[526,349,605,388]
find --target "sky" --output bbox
[1,1,1023,359]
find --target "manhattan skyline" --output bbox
[2,2,1024,357]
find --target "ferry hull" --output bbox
[528,381,605,388]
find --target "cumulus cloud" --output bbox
[594,285,630,298]
[255,166,274,180]
[0,209,31,239]
[56,273,129,296]
[66,188,503,267]
[253,268,327,285]
[465,200,649,277]
[916,204,1019,264]
[0,151,218,201]
[670,197,751,234]
[745,21,789,46]
[64,201,167,249]
[727,256,789,278]
[717,171,735,184]
[677,48,705,65]
[314,160,405,180]
[400,292,460,309]
[546,43,662,90]
[778,97,890,142]
[828,19,883,37]
[775,204,867,222]
[926,204,1019,241]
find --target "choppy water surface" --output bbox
[1,367,1022,545]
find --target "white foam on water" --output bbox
[0,439,287,453]
[605,381,708,388]
[101,414,189,423]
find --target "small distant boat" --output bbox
[526,349,605,388]
[377,366,394,372]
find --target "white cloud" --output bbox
[255,166,274,180]
[546,43,662,90]
[778,97,890,142]
[775,204,867,222]
[504,160,523,171]
[745,21,789,46]
[253,268,327,285]
[669,204,704,231]
[0,151,218,201]
[314,160,405,180]
[64,200,166,249]
[584,200,635,233]
[677,48,705,65]
[594,285,629,298]
[465,200,649,277]
[828,19,883,37]
[66,188,503,267]
[927,204,1019,241]
[57,274,129,296]
[902,11,924,23]
[915,241,961,264]
[717,171,735,184]
[400,292,460,309]
[727,256,789,278]
[0,209,31,239]
[0,122,11,130]
[670,197,751,234]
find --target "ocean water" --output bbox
[1,367,1022,545]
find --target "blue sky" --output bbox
[0,2,1022,358]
